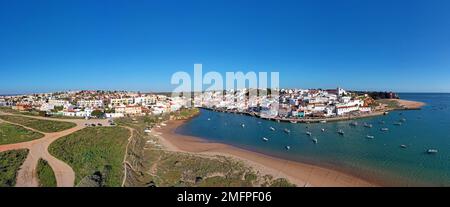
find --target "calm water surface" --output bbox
[176,93,450,186]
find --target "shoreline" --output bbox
[153,119,379,187]
[199,99,425,123]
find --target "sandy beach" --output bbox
[153,119,378,187]
[391,99,426,109]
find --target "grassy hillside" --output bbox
[49,126,130,187]
[0,149,29,187]
[37,159,57,187]
[0,115,76,133]
[0,122,44,144]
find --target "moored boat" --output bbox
[269,127,276,131]
[366,135,375,139]
[312,138,318,144]
[338,129,345,135]
[285,146,291,150]
[262,137,269,142]
[363,123,373,128]
[381,128,389,131]
[306,131,312,136]
[284,128,291,134]
[427,149,438,154]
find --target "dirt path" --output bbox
[121,126,134,187]
[0,112,110,187]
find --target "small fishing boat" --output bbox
[350,121,358,126]
[207,118,211,121]
[262,137,269,142]
[338,130,345,136]
[312,138,318,144]
[400,118,407,122]
[290,120,298,124]
[241,123,245,128]
[381,128,389,131]
[285,146,291,150]
[321,128,326,132]
[269,127,276,131]
[383,111,389,115]
[394,122,402,126]
[306,131,312,136]
[320,120,327,123]
[284,128,291,134]
[427,149,438,154]
[363,123,373,128]
[400,144,407,148]
[366,135,375,139]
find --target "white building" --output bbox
[115,105,142,115]
[134,96,156,106]
[105,113,125,118]
[39,103,55,112]
[48,99,69,107]
[77,100,104,108]
[110,98,134,106]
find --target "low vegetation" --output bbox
[36,159,57,187]
[48,126,130,187]
[0,149,29,187]
[0,115,76,133]
[376,99,402,109]
[119,109,296,187]
[0,122,44,144]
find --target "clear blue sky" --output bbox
[1,0,450,94]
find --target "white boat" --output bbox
[338,130,345,135]
[350,122,358,126]
[290,120,298,124]
[306,131,312,136]
[381,128,389,131]
[285,146,291,150]
[262,137,269,142]
[393,122,402,126]
[207,118,211,121]
[320,120,327,123]
[321,128,326,132]
[269,127,276,131]
[284,128,291,134]
[241,123,245,128]
[427,149,438,154]
[400,144,407,148]
[400,118,407,122]
[366,135,375,139]
[312,138,318,144]
[363,123,373,128]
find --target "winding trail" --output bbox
[0,112,110,187]
[121,126,134,187]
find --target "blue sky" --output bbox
[1,0,450,94]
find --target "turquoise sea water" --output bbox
[176,93,450,186]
